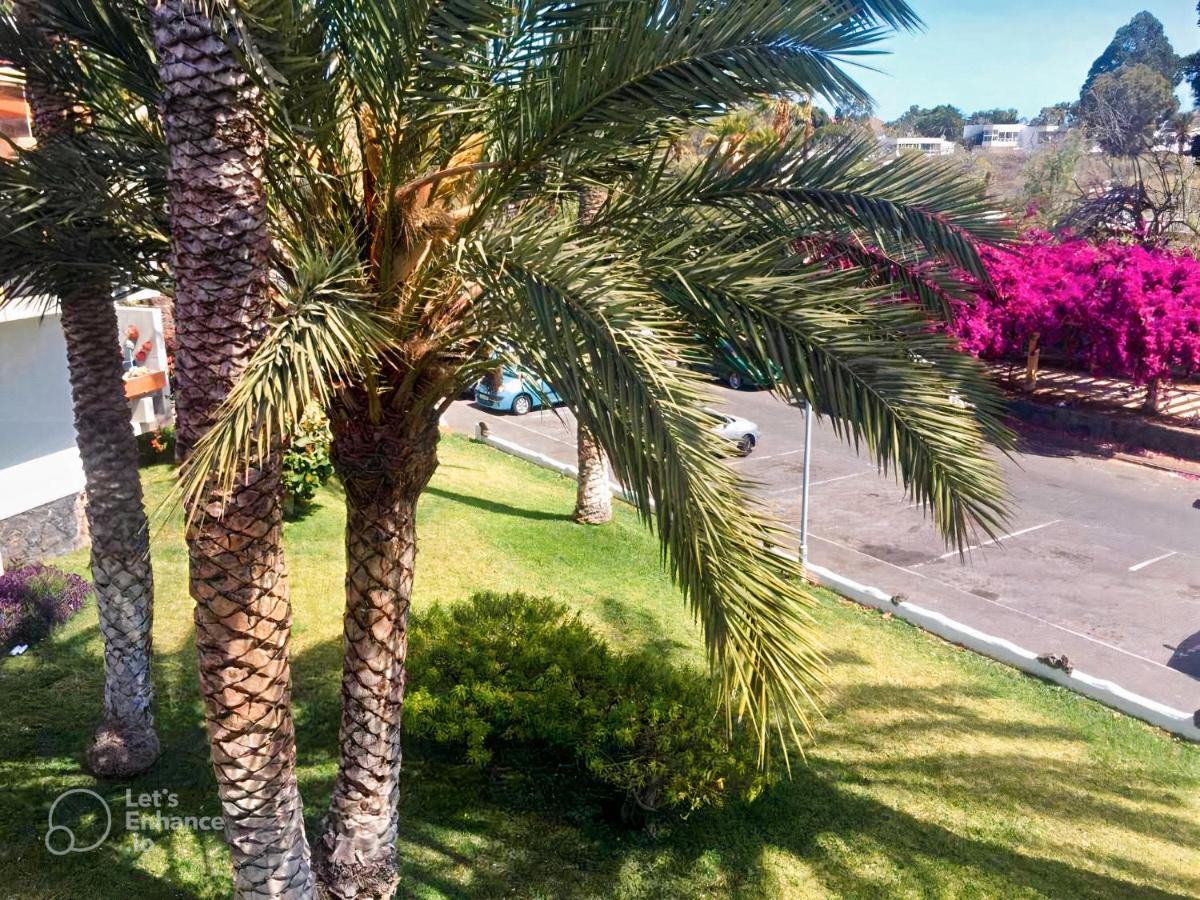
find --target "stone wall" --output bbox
[0,491,89,567]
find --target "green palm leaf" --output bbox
[468,216,827,757]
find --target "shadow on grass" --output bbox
[0,620,225,897]
[289,633,1197,899]
[424,486,573,522]
[592,596,690,657]
[2,610,1196,898]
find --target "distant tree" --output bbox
[1080,63,1179,157]
[1080,11,1180,102]
[1021,131,1087,223]
[1182,3,1200,107]
[833,99,874,123]
[886,103,964,138]
[1030,102,1074,127]
[967,108,1020,125]
[1167,112,1196,154]
[1184,51,1200,107]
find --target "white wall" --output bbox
[0,303,86,520]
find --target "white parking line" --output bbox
[502,418,575,447]
[1128,551,1177,573]
[762,471,868,496]
[808,532,1183,671]
[812,471,869,487]
[920,519,1062,564]
[733,448,806,464]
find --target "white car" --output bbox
[708,410,760,456]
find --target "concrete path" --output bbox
[444,387,1200,715]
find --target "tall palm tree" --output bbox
[573,185,613,525]
[1168,111,1195,154]
[147,1,313,894]
[0,0,161,776]
[178,1,1013,896]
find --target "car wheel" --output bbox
[727,372,743,390]
[511,393,533,415]
[738,434,755,456]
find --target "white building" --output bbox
[0,296,172,569]
[0,298,88,567]
[962,123,1067,152]
[882,136,958,157]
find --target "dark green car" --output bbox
[689,338,780,391]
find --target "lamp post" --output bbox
[799,399,813,567]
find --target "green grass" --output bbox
[1,432,1197,898]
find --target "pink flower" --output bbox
[950,232,1200,386]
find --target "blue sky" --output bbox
[849,2,1198,121]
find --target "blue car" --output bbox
[474,366,562,415]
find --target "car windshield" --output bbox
[702,407,735,425]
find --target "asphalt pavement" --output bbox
[444,386,1200,715]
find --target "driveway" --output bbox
[443,387,1200,713]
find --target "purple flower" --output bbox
[0,564,92,651]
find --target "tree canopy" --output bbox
[1030,102,1074,127]
[1080,63,1179,157]
[886,103,965,138]
[1080,10,1181,101]
[1183,2,1200,109]
[967,108,1020,125]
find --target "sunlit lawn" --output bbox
[1,432,1197,898]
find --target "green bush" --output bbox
[282,404,334,517]
[405,592,775,822]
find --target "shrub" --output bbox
[282,404,334,517]
[0,564,92,651]
[951,231,1200,392]
[405,592,775,823]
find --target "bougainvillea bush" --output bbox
[952,231,1200,389]
[0,565,91,650]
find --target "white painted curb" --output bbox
[461,422,1200,743]
[799,560,1200,743]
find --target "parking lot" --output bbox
[444,386,1200,713]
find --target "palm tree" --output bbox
[177,1,1012,896]
[573,185,613,525]
[1168,112,1195,154]
[0,0,161,776]
[147,1,313,894]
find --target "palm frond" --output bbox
[486,0,888,186]
[647,243,1012,547]
[0,130,167,301]
[466,214,827,759]
[600,135,1009,282]
[174,236,387,516]
[19,0,160,108]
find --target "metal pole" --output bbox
[799,399,813,567]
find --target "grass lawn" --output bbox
[1,432,1197,898]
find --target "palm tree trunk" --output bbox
[150,2,313,895]
[59,291,160,776]
[13,0,158,777]
[573,186,612,525]
[316,398,440,900]
[574,424,612,524]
